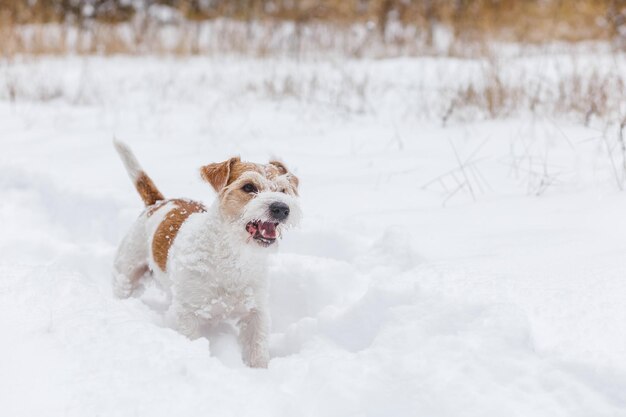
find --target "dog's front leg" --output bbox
[238,308,270,368]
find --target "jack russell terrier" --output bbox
[112,140,301,368]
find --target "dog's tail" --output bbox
[113,138,165,206]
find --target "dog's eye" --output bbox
[280,188,287,194]
[242,183,258,193]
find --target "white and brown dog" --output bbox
[112,140,300,368]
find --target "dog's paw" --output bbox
[243,346,269,368]
[245,357,269,369]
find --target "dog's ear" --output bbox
[201,157,240,192]
[270,160,299,191]
[269,160,289,175]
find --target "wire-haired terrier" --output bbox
[112,140,301,368]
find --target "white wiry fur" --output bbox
[112,145,301,368]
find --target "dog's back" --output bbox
[112,141,207,294]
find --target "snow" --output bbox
[1,51,626,416]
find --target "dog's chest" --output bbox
[195,267,261,320]
[177,251,265,320]
[167,213,268,320]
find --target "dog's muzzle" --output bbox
[245,201,293,247]
[242,193,299,248]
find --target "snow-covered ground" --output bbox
[1,51,626,416]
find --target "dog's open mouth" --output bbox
[246,221,279,247]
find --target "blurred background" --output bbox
[2,1,626,54]
[1,1,626,124]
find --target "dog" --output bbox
[112,140,301,368]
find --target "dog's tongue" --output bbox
[258,222,277,239]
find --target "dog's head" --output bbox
[201,157,301,248]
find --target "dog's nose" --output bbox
[269,202,290,221]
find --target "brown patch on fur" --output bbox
[219,161,268,219]
[136,172,165,206]
[221,183,256,220]
[227,161,266,185]
[152,199,206,271]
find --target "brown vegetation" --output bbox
[0,0,625,57]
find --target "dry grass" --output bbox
[0,0,625,57]
[1,0,623,41]
[442,58,626,125]
[0,20,457,58]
